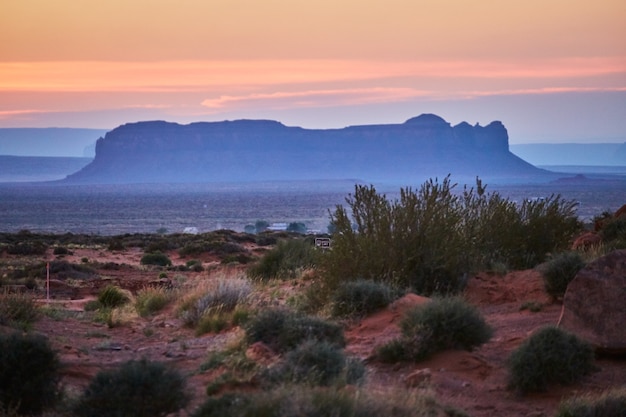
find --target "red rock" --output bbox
[559,249,626,355]
[571,231,602,250]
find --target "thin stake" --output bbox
[46,262,50,303]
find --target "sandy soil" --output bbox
[9,248,626,416]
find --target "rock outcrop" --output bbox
[63,114,551,184]
[559,250,626,355]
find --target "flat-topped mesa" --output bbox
[64,114,547,184]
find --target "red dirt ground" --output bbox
[9,248,626,416]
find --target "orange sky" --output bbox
[1,0,625,142]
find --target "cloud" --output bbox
[201,88,432,110]
[1,57,624,93]
[201,86,626,112]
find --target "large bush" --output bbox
[538,251,586,299]
[324,177,582,296]
[244,308,345,353]
[331,279,400,317]
[73,359,189,417]
[0,332,61,415]
[507,326,595,394]
[377,296,492,363]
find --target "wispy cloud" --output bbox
[1,58,623,93]
[200,86,626,111]
[201,88,431,110]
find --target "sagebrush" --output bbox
[377,296,492,363]
[0,332,60,415]
[507,326,595,394]
[73,359,189,417]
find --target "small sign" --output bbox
[315,238,332,249]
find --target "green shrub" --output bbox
[265,340,364,387]
[0,332,60,415]
[0,290,40,330]
[140,251,172,267]
[135,287,172,317]
[599,215,626,243]
[377,296,492,362]
[507,326,595,394]
[244,308,345,353]
[186,259,204,271]
[53,246,71,255]
[555,387,626,417]
[196,312,230,335]
[98,285,129,308]
[146,239,172,253]
[46,259,98,280]
[6,241,47,255]
[73,359,189,417]
[331,279,400,317]
[107,239,125,251]
[538,251,586,299]
[323,177,582,296]
[247,239,319,280]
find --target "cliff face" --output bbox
[64,114,549,184]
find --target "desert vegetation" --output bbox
[0,176,623,416]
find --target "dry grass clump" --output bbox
[192,386,468,417]
[177,273,252,333]
[0,289,40,330]
[555,387,626,417]
[135,286,174,317]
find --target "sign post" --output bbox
[314,238,332,249]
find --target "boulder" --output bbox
[559,250,626,355]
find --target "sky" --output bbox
[1,0,625,144]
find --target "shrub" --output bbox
[140,251,172,267]
[377,296,492,362]
[98,285,129,308]
[5,241,47,255]
[555,387,626,417]
[186,259,204,271]
[244,308,345,353]
[507,326,595,394]
[73,359,189,417]
[599,215,626,243]
[247,238,319,280]
[538,251,586,299]
[53,246,71,255]
[135,287,172,317]
[0,290,40,330]
[323,177,582,296]
[0,332,60,415]
[107,239,125,251]
[265,340,364,387]
[331,279,400,317]
[46,259,98,280]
